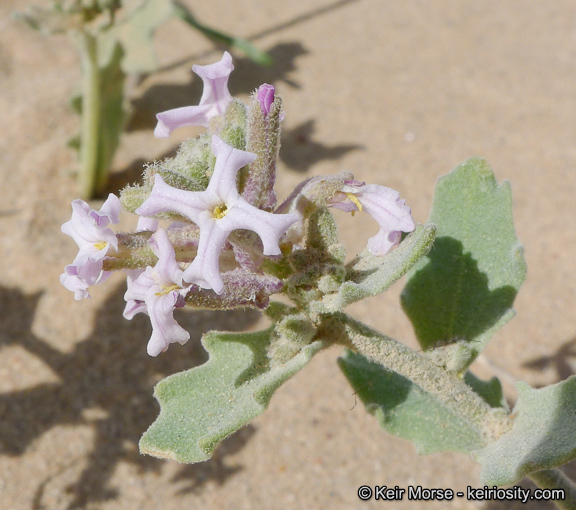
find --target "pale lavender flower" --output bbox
[136,135,299,294]
[122,268,146,319]
[136,215,159,232]
[329,182,416,255]
[60,194,121,299]
[154,52,234,138]
[256,83,275,117]
[123,228,190,357]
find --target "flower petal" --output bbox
[344,184,415,255]
[136,174,209,221]
[60,266,91,300]
[154,104,213,137]
[209,135,256,199]
[367,229,403,256]
[154,52,234,137]
[145,290,190,357]
[182,213,230,294]
[95,193,121,227]
[223,199,298,255]
[149,228,184,287]
[60,252,110,300]
[353,184,415,234]
[122,268,147,319]
[136,215,159,232]
[256,83,275,117]
[124,267,154,317]
[194,51,234,111]
[62,195,119,250]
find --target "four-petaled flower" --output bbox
[154,52,234,138]
[123,228,190,357]
[60,194,121,300]
[136,135,299,294]
[329,181,415,255]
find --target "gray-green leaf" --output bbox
[140,328,325,463]
[401,158,526,371]
[111,0,174,74]
[315,224,436,313]
[338,350,486,454]
[476,377,576,485]
[464,371,508,411]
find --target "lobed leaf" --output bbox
[463,371,508,411]
[112,0,174,74]
[338,350,486,454]
[476,377,576,485]
[401,158,526,371]
[140,328,324,463]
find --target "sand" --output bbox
[2,0,576,508]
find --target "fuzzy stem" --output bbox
[324,313,512,443]
[78,32,101,199]
[529,469,576,510]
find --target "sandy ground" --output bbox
[2,0,576,508]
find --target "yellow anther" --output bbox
[155,284,181,297]
[212,204,229,219]
[344,192,363,217]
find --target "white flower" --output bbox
[123,229,189,357]
[60,194,121,299]
[330,181,415,255]
[136,135,299,294]
[154,52,234,137]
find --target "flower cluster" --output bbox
[61,52,416,356]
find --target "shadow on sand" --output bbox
[0,284,261,509]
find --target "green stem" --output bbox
[172,2,272,66]
[78,32,101,199]
[325,313,512,443]
[529,469,576,510]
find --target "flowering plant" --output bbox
[61,52,576,506]
[16,0,270,198]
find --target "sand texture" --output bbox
[2,1,576,508]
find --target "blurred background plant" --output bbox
[15,0,272,199]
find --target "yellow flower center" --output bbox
[212,204,229,219]
[344,192,363,217]
[93,241,108,251]
[155,284,181,297]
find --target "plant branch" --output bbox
[322,312,512,443]
[77,32,101,199]
[529,469,576,510]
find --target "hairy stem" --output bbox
[529,469,576,510]
[323,313,512,443]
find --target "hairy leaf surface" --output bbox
[140,328,324,463]
[402,158,526,370]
